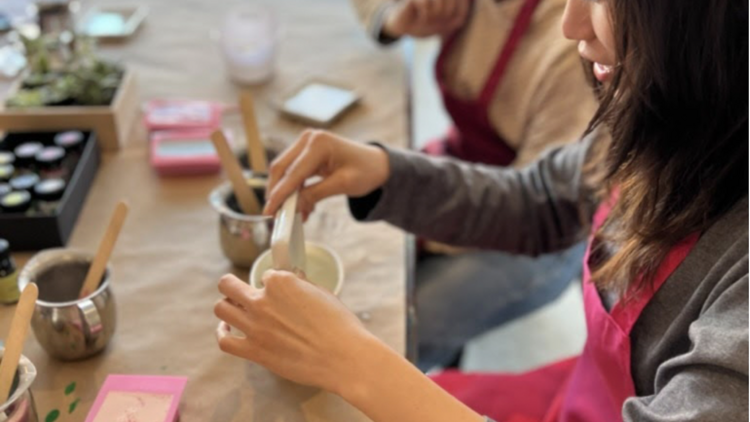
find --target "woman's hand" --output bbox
[214,272,374,394]
[214,275,483,422]
[264,130,390,218]
[382,0,470,38]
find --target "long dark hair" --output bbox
[583,0,748,295]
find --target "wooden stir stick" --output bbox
[79,201,129,299]
[210,130,262,215]
[0,283,38,402]
[240,91,269,174]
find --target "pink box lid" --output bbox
[143,99,224,131]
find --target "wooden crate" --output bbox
[0,69,140,151]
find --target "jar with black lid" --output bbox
[0,239,20,304]
[34,178,66,214]
[36,146,67,180]
[13,142,43,170]
[9,173,40,194]
[0,164,14,183]
[0,190,32,214]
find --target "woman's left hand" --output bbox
[214,271,371,394]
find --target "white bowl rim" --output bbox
[249,241,344,296]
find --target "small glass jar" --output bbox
[0,190,32,214]
[35,146,67,180]
[0,164,14,183]
[36,0,77,35]
[13,142,43,170]
[220,5,279,85]
[33,178,66,215]
[9,173,40,194]
[0,239,20,304]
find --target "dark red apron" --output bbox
[423,0,542,166]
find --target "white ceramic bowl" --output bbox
[249,242,344,296]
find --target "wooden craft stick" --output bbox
[79,201,129,299]
[240,91,269,174]
[0,283,38,402]
[210,130,262,215]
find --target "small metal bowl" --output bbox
[209,174,273,268]
[0,351,38,422]
[18,248,116,361]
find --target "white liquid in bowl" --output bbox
[250,242,343,295]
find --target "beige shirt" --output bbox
[350,0,598,167]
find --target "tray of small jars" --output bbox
[0,130,100,250]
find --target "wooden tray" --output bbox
[0,69,140,151]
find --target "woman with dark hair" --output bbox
[213,0,748,420]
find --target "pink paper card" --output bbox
[85,375,188,422]
[143,99,224,131]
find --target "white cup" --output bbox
[219,5,279,85]
[250,242,344,296]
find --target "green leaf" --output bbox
[45,409,60,422]
[64,382,76,395]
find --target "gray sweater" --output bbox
[349,136,748,421]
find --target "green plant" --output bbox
[6,33,124,107]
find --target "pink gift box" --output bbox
[143,99,224,131]
[85,375,188,422]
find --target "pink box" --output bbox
[149,129,222,176]
[85,375,188,422]
[143,99,223,131]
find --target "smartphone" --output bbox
[280,82,360,127]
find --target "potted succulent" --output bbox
[0,33,139,151]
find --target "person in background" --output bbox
[350,0,598,371]
[214,0,748,420]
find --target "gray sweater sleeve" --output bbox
[351,135,595,255]
[623,236,749,421]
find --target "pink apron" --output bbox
[423,0,542,166]
[431,198,700,422]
